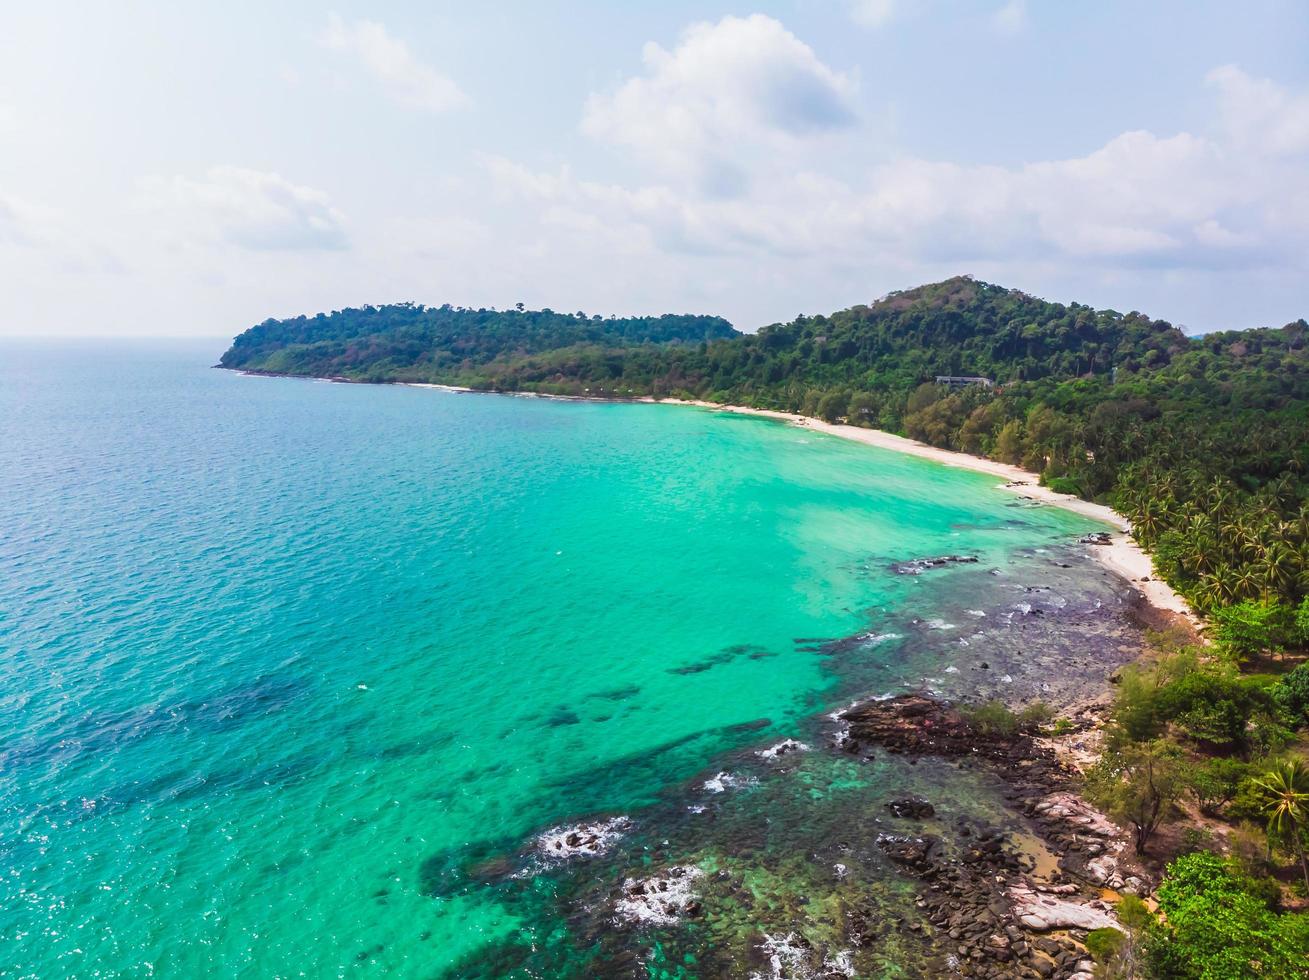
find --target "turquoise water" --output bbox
[0,342,1101,976]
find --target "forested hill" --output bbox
[224,277,1309,614]
[218,303,738,380]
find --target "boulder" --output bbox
[1007,883,1118,932]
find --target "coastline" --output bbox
[239,370,1174,968]
[238,371,1198,627]
[238,372,1197,626]
[672,402,1198,626]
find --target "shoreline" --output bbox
[412,380,1195,626]
[234,370,1197,626]
[235,369,1168,966]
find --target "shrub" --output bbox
[1084,927,1123,964]
[1273,663,1309,727]
[963,700,1019,736]
[1043,474,1081,496]
[1210,600,1294,660]
[1184,756,1250,815]
[1154,670,1272,750]
[1179,825,1216,854]
[962,700,1052,737]
[1148,852,1309,979]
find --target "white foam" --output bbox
[966,609,986,617]
[703,771,758,793]
[747,933,856,980]
[858,631,901,644]
[614,866,703,927]
[924,619,955,630]
[536,816,631,861]
[944,666,959,674]
[756,739,810,761]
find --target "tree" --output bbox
[1210,601,1290,661]
[1086,739,1188,855]
[993,419,1024,464]
[816,390,849,423]
[1250,759,1309,891]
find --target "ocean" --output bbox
[0,341,1123,977]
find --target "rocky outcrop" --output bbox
[885,796,936,819]
[833,693,1149,978]
[891,555,980,575]
[1007,882,1119,932]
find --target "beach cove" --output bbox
[1,344,1182,977]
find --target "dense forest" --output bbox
[223,278,1309,616]
[226,278,1309,973]
[219,303,736,380]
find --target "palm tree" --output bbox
[1251,759,1309,892]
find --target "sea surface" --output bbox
[0,341,1116,977]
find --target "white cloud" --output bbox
[0,195,33,245]
[1206,63,1309,156]
[319,13,467,113]
[495,64,1309,278]
[850,0,895,29]
[991,0,1027,36]
[144,166,349,251]
[582,15,856,192]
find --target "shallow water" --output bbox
[0,341,1110,976]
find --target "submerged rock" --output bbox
[884,797,936,819]
[875,833,941,871]
[891,555,980,575]
[536,816,631,861]
[614,865,704,926]
[756,738,810,761]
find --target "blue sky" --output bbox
[2,1,1307,336]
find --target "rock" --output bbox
[876,833,940,870]
[1078,532,1112,546]
[885,796,936,819]
[1032,793,1118,837]
[891,555,980,575]
[1007,883,1118,932]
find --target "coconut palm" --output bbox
[1251,759,1309,892]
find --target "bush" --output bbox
[1148,852,1309,979]
[1273,663,1309,727]
[1155,670,1273,750]
[962,700,1052,736]
[1085,927,1124,964]
[1210,601,1294,660]
[963,700,1019,736]
[1017,701,1055,729]
[1179,825,1216,854]
[1043,474,1082,495]
[1184,756,1250,815]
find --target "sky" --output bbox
[2,1,1308,338]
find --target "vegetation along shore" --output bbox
[224,276,1309,977]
